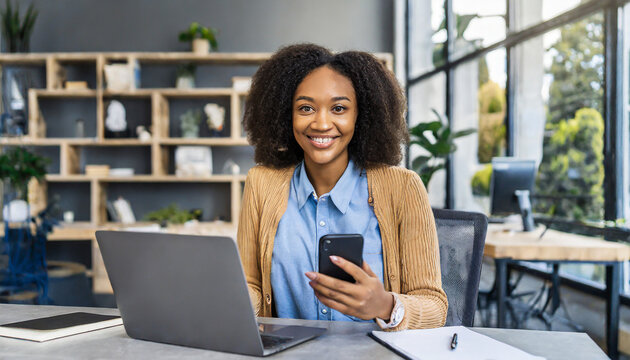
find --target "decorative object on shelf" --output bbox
[64,81,88,90]
[204,103,225,135]
[112,196,135,224]
[144,203,199,225]
[109,168,134,177]
[231,76,252,93]
[175,63,196,89]
[222,159,240,175]
[2,198,28,222]
[409,109,476,187]
[179,22,218,54]
[1,68,36,136]
[75,118,85,138]
[63,210,74,223]
[136,125,151,142]
[175,146,212,177]
[104,60,139,91]
[0,147,48,221]
[105,100,129,138]
[106,201,119,222]
[0,0,38,53]
[85,165,110,177]
[179,109,201,138]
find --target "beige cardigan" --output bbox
[237,164,447,330]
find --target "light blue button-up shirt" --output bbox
[271,159,384,322]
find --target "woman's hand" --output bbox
[305,256,394,321]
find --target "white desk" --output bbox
[0,304,608,359]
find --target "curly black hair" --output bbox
[243,43,408,169]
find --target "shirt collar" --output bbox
[294,159,361,214]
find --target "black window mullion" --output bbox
[505,0,516,157]
[604,3,624,222]
[445,0,455,209]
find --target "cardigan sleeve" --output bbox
[237,167,264,316]
[387,171,448,331]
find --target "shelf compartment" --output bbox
[102,97,152,139]
[48,182,92,223]
[106,182,232,222]
[36,96,97,138]
[47,57,98,90]
[81,146,152,175]
[168,96,232,138]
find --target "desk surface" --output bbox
[485,223,630,261]
[0,304,607,359]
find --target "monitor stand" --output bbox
[515,190,535,232]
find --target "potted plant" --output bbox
[178,22,218,55]
[0,147,48,222]
[180,109,201,138]
[176,63,196,89]
[409,109,476,187]
[0,0,38,53]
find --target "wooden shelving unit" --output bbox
[0,51,394,293]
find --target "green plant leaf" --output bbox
[453,128,477,138]
[411,155,431,170]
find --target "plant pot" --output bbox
[192,39,210,55]
[176,75,195,89]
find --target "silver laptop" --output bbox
[95,231,326,356]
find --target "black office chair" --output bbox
[433,208,488,327]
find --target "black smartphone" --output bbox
[318,234,363,283]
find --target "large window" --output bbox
[453,48,506,211]
[514,13,605,222]
[405,0,629,288]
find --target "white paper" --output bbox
[371,326,545,360]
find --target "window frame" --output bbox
[405,0,628,226]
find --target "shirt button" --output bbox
[321,197,326,201]
[265,294,271,304]
[321,308,328,314]
[319,221,326,227]
[389,275,396,281]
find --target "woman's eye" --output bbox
[299,105,314,112]
[332,105,346,113]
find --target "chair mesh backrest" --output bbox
[432,208,487,327]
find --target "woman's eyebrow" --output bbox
[294,95,352,102]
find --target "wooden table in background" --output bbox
[485,223,630,359]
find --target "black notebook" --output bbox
[0,312,123,342]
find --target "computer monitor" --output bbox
[490,158,537,232]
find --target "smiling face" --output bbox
[292,66,358,172]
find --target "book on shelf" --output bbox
[0,312,122,342]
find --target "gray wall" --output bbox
[25,0,393,53]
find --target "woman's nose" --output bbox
[312,111,333,131]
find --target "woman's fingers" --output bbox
[330,256,370,283]
[309,280,359,308]
[305,271,358,297]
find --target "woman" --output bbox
[238,44,447,331]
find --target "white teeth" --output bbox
[312,137,333,144]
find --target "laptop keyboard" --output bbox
[260,334,294,349]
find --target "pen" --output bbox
[450,333,458,350]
